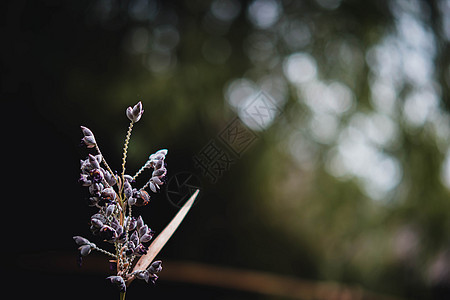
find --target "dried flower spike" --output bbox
[74,101,171,300]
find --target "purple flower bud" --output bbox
[124,181,132,199]
[89,183,104,197]
[149,149,168,161]
[135,270,150,282]
[136,216,144,230]
[73,236,90,246]
[135,190,150,206]
[79,244,92,256]
[113,223,124,237]
[154,159,164,169]
[130,231,139,246]
[149,274,159,284]
[91,213,106,223]
[148,260,162,274]
[152,167,166,177]
[106,276,126,292]
[123,174,133,182]
[80,126,94,137]
[88,154,100,169]
[126,101,144,123]
[151,176,162,185]
[149,181,157,193]
[148,176,164,193]
[80,126,96,148]
[156,149,168,156]
[140,232,154,243]
[125,241,135,257]
[139,224,148,237]
[105,204,115,216]
[133,243,148,256]
[88,197,99,207]
[100,225,118,241]
[101,187,117,201]
[91,218,103,228]
[104,170,117,187]
[128,197,137,206]
[79,174,92,186]
[125,216,137,231]
[90,169,104,183]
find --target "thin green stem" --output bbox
[91,244,116,258]
[120,291,126,300]
[121,121,134,182]
[132,159,151,181]
[95,144,117,186]
[118,121,134,212]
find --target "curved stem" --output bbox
[118,121,134,213]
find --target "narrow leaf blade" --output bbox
[126,189,199,286]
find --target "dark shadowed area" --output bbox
[2,0,450,299]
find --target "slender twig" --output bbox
[95,144,116,184]
[92,245,116,258]
[132,159,151,181]
[121,121,134,183]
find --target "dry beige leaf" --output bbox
[126,189,200,286]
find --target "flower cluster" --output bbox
[74,102,166,293]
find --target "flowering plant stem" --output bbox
[120,291,126,300]
[75,101,188,298]
[121,121,134,183]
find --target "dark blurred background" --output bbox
[2,0,450,299]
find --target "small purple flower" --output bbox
[134,189,150,206]
[74,103,172,295]
[148,260,163,274]
[79,244,92,256]
[135,270,150,282]
[133,260,162,284]
[90,169,104,183]
[126,101,144,123]
[100,225,118,241]
[79,174,92,186]
[101,187,117,201]
[80,126,96,148]
[134,243,148,256]
[73,236,91,246]
[73,236,94,256]
[107,276,126,292]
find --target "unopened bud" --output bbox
[126,101,144,123]
[80,126,96,148]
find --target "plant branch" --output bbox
[95,144,117,186]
